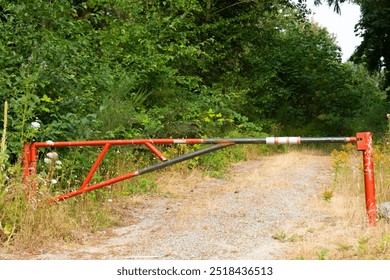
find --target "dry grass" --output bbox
[155,168,226,232]
[2,143,389,260]
[0,180,121,255]
[282,145,390,260]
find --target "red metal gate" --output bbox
[22,132,377,225]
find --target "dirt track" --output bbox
[4,151,337,260]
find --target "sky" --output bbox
[305,1,362,62]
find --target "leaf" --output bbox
[0,221,13,236]
[40,94,53,103]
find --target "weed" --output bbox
[288,234,304,242]
[330,144,355,187]
[357,237,370,254]
[159,192,181,199]
[285,139,390,260]
[337,243,353,258]
[317,248,330,260]
[121,177,157,195]
[0,175,118,251]
[322,188,334,202]
[272,230,287,243]
[337,243,352,252]
[378,234,390,253]
[272,230,303,243]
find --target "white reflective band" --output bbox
[266,137,274,144]
[288,137,300,144]
[174,139,186,144]
[266,137,300,145]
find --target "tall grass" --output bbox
[284,140,390,260]
[1,187,117,252]
[1,101,8,190]
[0,100,120,251]
[4,117,388,259]
[0,124,273,254]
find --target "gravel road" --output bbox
[4,151,335,260]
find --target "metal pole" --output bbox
[50,143,233,203]
[50,171,139,203]
[144,142,168,161]
[80,143,111,190]
[137,142,234,176]
[356,132,377,226]
[31,137,356,148]
[29,143,38,197]
[27,134,373,226]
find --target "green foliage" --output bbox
[0,0,388,196]
[352,0,390,96]
[1,0,389,253]
[244,8,387,136]
[121,178,157,195]
[1,0,103,156]
[198,144,246,178]
[313,0,390,97]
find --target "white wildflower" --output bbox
[40,61,47,69]
[45,140,55,145]
[44,158,52,164]
[47,152,58,159]
[31,122,41,130]
[50,179,57,184]
[55,160,62,166]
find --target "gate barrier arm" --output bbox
[22,133,377,226]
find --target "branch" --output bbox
[213,0,253,15]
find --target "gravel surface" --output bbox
[3,151,334,260]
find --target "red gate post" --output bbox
[28,142,39,198]
[22,142,36,198]
[356,132,377,226]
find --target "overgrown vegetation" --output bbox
[284,136,390,260]
[1,1,387,154]
[0,0,389,255]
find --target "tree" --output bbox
[308,0,390,95]
[313,0,350,13]
[0,0,387,162]
[243,6,386,135]
[352,0,390,95]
